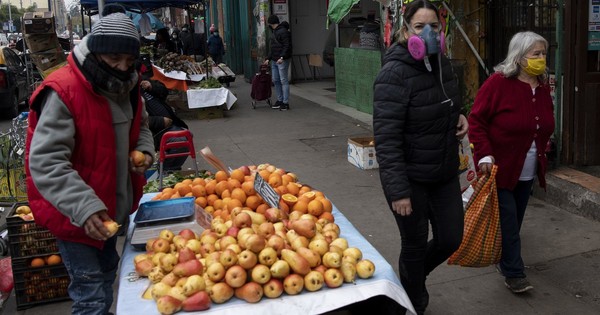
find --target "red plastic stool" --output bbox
[158,130,199,189]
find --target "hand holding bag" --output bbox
[448,165,501,267]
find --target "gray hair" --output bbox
[494,31,548,80]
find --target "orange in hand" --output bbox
[129,150,146,167]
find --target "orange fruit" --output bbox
[231,188,247,204]
[281,193,298,207]
[30,257,45,268]
[192,185,207,198]
[221,189,231,199]
[151,193,162,201]
[245,195,262,210]
[281,174,293,186]
[258,170,271,181]
[129,150,146,167]
[215,170,229,182]
[286,182,301,196]
[46,254,62,265]
[320,198,333,213]
[181,179,193,186]
[159,192,171,200]
[278,200,290,214]
[268,173,282,187]
[319,212,335,223]
[213,209,223,219]
[241,181,256,196]
[174,183,192,196]
[277,185,289,195]
[206,194,219,206]
[224,198,243,212]
[256,203,269,215]
[204,180,217,195]
[185,192,193,197]
[230,169,245,183]
[192,177,206,186]
[307,199,324,217]
[292,200,308,214]
[228,178,242,190]
[215,181,229,197]
[204,205,215,215]
[213,198,224,210]
[299,185,312,196]
[162,187,174,195]
[300,191,316,202]
[313,190,325,199]
[195,196,208,208]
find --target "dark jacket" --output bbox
[143,80,189,150]
[207,33,224,56]
[373,43,462,203]
[182,32,205,56]
[268,21,292,61]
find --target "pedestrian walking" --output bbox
[263,14,292,111]
[468,31,555,294]
[25,12,155,315]
[372,1,468,314]
[207,24,225,64]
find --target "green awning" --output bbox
[326,0,361,29]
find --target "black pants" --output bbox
[497,179,534,278]
[392,177,464,313]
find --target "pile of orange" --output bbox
[149,164,335,223]
[29,254,62,268]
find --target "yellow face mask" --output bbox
[523,58,546,76]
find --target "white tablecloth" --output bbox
[186,88,237,110]
[116,194,416,315]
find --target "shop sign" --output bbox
[274,0,287,14]
[589,0,600,50]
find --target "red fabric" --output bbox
[468,73,555,190]
[0,257,12,294]
[151,65,188,91]
[25,53,146,249]
[250,71,272,101]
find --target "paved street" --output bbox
[1,77,599,314]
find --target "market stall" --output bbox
[117,193,416,315]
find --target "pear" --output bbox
[281,249,311,276]
[234,281,264,303]
[156,295,182,315]
[208,282,234,304]
[340,261,357,283]
[182,291,211,311]
[295,247,321,268]
[291,219,316,239]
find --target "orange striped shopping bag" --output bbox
[448,165,501,267]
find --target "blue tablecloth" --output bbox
[116,194,416,315]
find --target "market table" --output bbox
[116,194,416,315]
[186,88,237,110]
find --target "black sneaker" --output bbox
[280,103,289,111]
[271,101,282,109]
[505,277,533,293]
[495,264,503,275]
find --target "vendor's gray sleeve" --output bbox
[137,103,156,157]
[28,90,107,227]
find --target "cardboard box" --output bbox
[24,33,61,53]
[347,137,378,170]
[22,12,55,34]
[30,48,66,71]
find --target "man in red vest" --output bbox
[25,11,154,315]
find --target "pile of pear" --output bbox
[134,207,376,314]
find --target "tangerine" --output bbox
[292,200,308,214]
[301,191,316,202]
[174,183,192,196]
[229,169,245,183]
[307,199,324,217]
[286,182,301,196]
[170,192,181,199]
[319,212,335,223]
[225,198,243,212]
[278,200,290,214]
[195,196,208,208]
[299,185,312,195]
[221,189,231,199]
[228,178,242,189]
[46,254,62,265]
[206,194,219,206]
[204,180,217,195]
[215,181,229,197]
[258,170,271,181]
[231,188,247,204]
[204,205,215,215]
[151,193,162,201]
[192,185,207,198]
[215,170,229,182]
[268,173,283,187]
[321,198,333,213]
[281,194,298,207]
[241,181,256,196]
[245,195,262,210]
[192,177,206,186]
[213,199,224,210]
[256,203,269,215]
[30,257,45,268]
[181,179,193,186]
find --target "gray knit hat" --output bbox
[88,12,140,57]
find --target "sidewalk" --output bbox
[2,77,599,314]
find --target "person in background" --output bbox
[25,12,154,315]
[154,27,177,56]
[171,28,184,54]
[372,1,468,314]
[138,57,189,171]
[181,25,206,59]
[468,31,555,294]
[207,24,225,64]
[263,14,292,111]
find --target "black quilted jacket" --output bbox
[373,43,462,203]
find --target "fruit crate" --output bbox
[11,257,70,310]
[6,203,59,258]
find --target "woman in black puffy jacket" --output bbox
[372,1,468,314]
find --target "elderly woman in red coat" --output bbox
[468,31,555,294]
